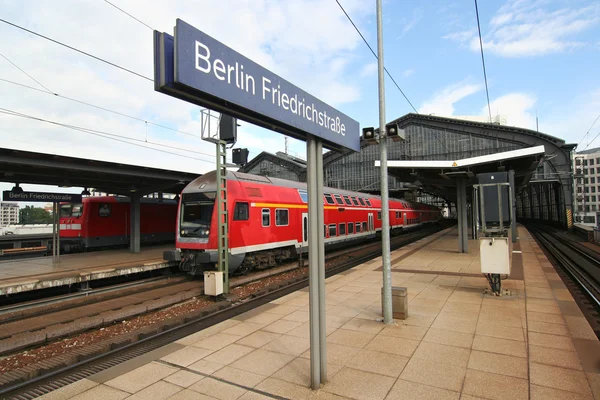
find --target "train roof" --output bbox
[183,170,439,210]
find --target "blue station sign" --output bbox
[154,19,360,153]
[2,191,82,203]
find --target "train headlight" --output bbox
[181,229,187,236]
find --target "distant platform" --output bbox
[0,246,176,296]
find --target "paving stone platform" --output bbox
[37,225,600,400]
[0,245,176,295]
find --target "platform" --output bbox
[37,225,600,399]
[0,246,177,296]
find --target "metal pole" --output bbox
[52,203,57,264]
[316,139,327,383]
[306,135,320,389]
[376,0,393,325]
[57,204,61,264]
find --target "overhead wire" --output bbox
[474,0,493,123]
[581,113,600,150]
[103,0,154,31]
[333,0,418,114]
[0,18,153,82]
[0,53,53,93]
[0,77,206,141]
[0,107,215,164]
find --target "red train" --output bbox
[164,170,442,275]
[59,196,177,252]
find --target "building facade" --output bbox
[573,147,600,226]
[0,202,19,226]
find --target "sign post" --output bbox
[153,20,360,389]
[3,191,82,265]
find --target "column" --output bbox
[130,193,141,253]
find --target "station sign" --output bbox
[154,19,360,153]
[2,191,82,203]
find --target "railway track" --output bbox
[525,223,600,337]
[0,221,453,399]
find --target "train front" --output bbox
[59,202,85,252]
[164,172,219,275]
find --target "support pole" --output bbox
[129,193,140,253]
[307,135,321,389]
[216,140,229,293]
[376,0,393,325]
[52,203,57,265]
[456,178,468,253]
[316,139,327,383]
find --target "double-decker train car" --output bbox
[164,170,442,275]
[59,196,177,252]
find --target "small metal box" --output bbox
[480,237,511,275]
[204,271,224,296]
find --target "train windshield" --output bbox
[60,203,83,218]
[180,192,215,239]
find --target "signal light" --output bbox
[362,127,378,144]
[385,122,405,142]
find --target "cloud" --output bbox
[397,8,423,39]
[403,69,415,78]
[484,93,537,130]
[418,80,483,116]
[444,0,600,57]
[0,0,373,183]
[360,62,378,77]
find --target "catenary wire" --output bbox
[579,113,600,149]
[0,77,209,142]
[474,0,493,123]
[334,0,418,114]
[0,107,215,164]
[103,0,154,30]
[0,53,53,93]
[0,18,153,82]
[582,113,600,150]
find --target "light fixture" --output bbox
[81,187,91,196]
[174,194,180,202]
[11,183,24,194]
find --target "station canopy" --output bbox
[376,145,546,202]
[0,147,200,196]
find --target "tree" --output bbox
[19,206,53,224]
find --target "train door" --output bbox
[302,213,308,248]
[368,213,374,231]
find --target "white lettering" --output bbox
[227,64,235,84]
[213,59,226,80]
[195,41,211,73]
[246,74,256,95]
[282,93,289,110]
[262,77,271,100]
[306,105,312,121]
[290,94,297,114]
[341,123,346,136]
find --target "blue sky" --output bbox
[0,0,599,199]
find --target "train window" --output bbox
[348,223,354,234]
[233,202,249,221]
[262,209,270,227]
[362,222,367,232]
[328,224,337,237]
[339,223,346,235]
[324,224,327,238]
[377,211,381,220]
[333,194,344,205]
[395,211,400,218]
[298,190,308,203]
[98,204,111,217]
[324,194,335,204]
[72,204,83,218]
[358,198,366,206]
[343,195,352,206]
[356,222,361,233]
[60,204,72,217]
[351,197,359,206]
[275,209,289,226]
[365,199,372,207]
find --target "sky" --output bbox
[1,0,599,202]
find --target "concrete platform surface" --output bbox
[0,245,175,295]
[37,226,600,400]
